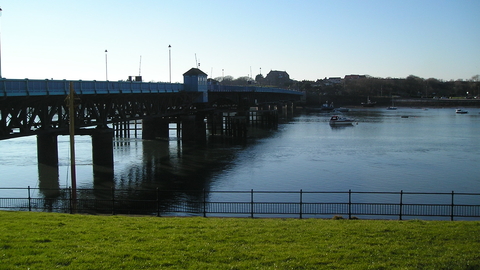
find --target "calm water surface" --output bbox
[212,108,480,193]
[1,107,479,204]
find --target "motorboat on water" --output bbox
[329,115,356,126]
[320,102,335,111]
[455,109,468,114]
[305,102,335,113]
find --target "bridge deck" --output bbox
[0,79,303,97]
[0,79,183,97]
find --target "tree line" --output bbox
[214,74,480,98]
[299,75,480,98]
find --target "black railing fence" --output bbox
[1,187,479,220]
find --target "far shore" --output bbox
[305,95,480,107]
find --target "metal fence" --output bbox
[1,187,479,220]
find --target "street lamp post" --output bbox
[105,50,108,81]
[168,45,171,83]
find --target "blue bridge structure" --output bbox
[0,68,303,177]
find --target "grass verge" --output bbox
[0,211,479,269]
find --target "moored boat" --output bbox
[320,102,335,111]
[387,96,397,110]
[455,109,468,114]
[361,97,376,107]
[329,115,355,126]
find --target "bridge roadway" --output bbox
[0,77,303,179]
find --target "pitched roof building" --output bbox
[265,70,291,87]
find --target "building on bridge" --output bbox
[183,68,208,103]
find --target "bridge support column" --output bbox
[142,117,169,140]
[142,117,155,140]
[36,132,60,195]
[37,132,58,167]
[91,128,114,169]
[181,115,206,142]
[156,119,170,140]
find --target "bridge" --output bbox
[0,68,303,178]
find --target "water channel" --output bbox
[1,107,479,217]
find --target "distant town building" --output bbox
[324,77,342,86]
[344,74,366,80]
[265,70,291,87]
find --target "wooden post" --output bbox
[68,82,77,212]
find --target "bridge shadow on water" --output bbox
[33,124,283,215]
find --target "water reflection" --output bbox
[2,108,479,217]
[70,127,275,213]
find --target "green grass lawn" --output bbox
[0,211,479,269]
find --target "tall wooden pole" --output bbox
[69,82,77,211]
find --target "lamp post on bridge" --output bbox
[168,45,171,83]
[105,50,108,81]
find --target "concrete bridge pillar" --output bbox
[181,115,206,142]
[91,128,114,169]
[37,132,60,195]
[142,117,170,140]
[37,132,59,167]
[142,117,156,140]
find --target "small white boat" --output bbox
[387,96,397,110]
[455,109,468,114]
[361,97,376,107]
[329,115,355,126]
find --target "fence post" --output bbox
[203,189,207,218]
[250,189,254,218]
[399,190,403,220]
[451,191,454,221]
[27,186,32,211]
[156,187,161,217]
[299,189,303,219]
[348,189,352,219]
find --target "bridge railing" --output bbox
[1,188,479,220]
[0,79,183,97]
[1,78,303,97]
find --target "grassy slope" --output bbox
[0,211,479,269]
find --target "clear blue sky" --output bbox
[1,0,479,83]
